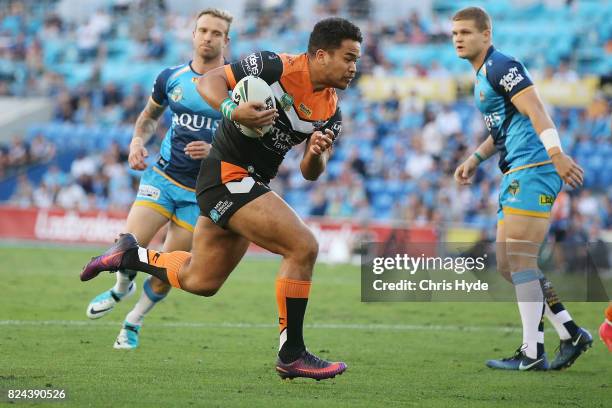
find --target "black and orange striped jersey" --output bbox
[209,51,343,183]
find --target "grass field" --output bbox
[1,244,610,407]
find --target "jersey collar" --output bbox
[189,59,228,76]
[188,60,203,76]
[476,45,496,75]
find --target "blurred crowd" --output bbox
[0,134,56,178]
[8,141,139,212]
[5,92,611,243]
[1,0,611,243]
[3,0,609,97]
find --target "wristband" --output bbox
[539,128,562,154]
[473,152,485,163]
[220,98,238,121]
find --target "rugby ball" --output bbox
[231,76,276,138]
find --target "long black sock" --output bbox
[279,297,308,363]
[276,278,310,364]
[120,247,170,284]
[537,315,545,358]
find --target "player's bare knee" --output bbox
[304,236,319,263]
[290,233,319,267]
[188,280,221,297]
[198,287,220,297]
[497,261,512,282]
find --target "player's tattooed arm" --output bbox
[133,99,166,143]
[128,99,166,170]
[300,129,335,181]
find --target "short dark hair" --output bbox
[452,7,492,32]
[307,17,362,55]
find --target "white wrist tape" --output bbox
[539,128,562,153]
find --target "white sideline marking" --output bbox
[0,319,527,333]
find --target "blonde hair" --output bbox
[195,8,233,35]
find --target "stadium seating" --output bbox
[0,0,610,234]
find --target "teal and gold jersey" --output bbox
[474,46,550,173]
[150,62,222,189]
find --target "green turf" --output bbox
[0,246,610,407]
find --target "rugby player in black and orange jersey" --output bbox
[81,17,362,380]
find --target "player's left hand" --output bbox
[184,141,211,160]
[308,129,334,156]
[551,152,584,188]
[454,156,479,185]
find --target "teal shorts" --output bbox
[497,163,562,222]
[134,166,198,231]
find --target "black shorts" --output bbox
[196,157,271,228]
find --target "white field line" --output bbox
[0,319,532,333]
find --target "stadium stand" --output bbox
[0,0,611,243]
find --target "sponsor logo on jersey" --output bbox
[170,86,183,102]
[479,91,485,101]
[331,121,342,137]
[265,126,297,154]
[278,93,294,111]
[137,184,161,200]
[499,66,525,93]
[483,112,501,131]
[172,113,219,132]
[539,194,554,205]
[298,103,312,118]
[241,52,263,77]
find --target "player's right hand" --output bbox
[128,140,148,170]
[308,129,335,156]
[454,156,479,185]
[551,152,584,188]
[232,101,278,128]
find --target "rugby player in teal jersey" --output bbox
[451,7,592,371]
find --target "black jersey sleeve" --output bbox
[321,107,343,144]
[150,67,174,106]
[226,51,284,87]
[486,58,533,100]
